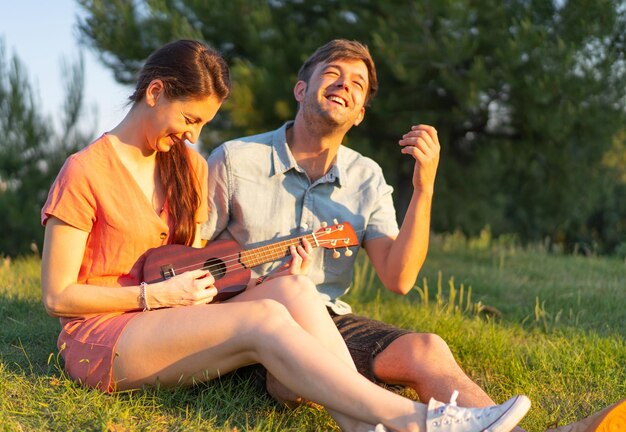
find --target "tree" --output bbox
[76,0,626,253]
[0,40,90,257]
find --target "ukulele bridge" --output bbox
[160,264,176,280]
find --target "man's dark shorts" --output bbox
[234,312,412,392]
[331,312,412,384]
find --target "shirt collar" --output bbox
[271,121,298,176]
[333,147,346,187]
[271,121,345,187]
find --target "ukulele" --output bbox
[141,221,359,302]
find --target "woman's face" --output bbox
[145,80,223,153]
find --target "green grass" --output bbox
[1,235,625,431]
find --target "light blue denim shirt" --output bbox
[202,121,399,313]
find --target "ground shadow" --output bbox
[0,294,59,375]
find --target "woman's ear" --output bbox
[145,79,165,107]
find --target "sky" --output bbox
[0,0,129,134]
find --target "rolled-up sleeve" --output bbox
[363,165,399,243]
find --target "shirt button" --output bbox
[159,232,167,239]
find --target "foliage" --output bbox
[2,243,626,431]
[0,39,92,257]
[75,0,626,254]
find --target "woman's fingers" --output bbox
[161,269,218,306]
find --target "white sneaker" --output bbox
[426,390,531,432]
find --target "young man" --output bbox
[202,39,624,431]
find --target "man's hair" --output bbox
[297,39,378,106]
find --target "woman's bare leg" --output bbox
[226,275,362,430]
[113,299,426,431]
[227,275,355,368]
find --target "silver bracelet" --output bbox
[139,282,151,311]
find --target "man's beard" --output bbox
[301,95,355,134]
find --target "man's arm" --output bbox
[364,124,440,295]
[202,145,230,242]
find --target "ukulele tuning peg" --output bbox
[344,248,353,257]
[332,249,341,259]
[321,221,328,228]
[333,218,339,225]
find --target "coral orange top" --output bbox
[41,134,208,391]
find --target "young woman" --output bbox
[41,39,529,432]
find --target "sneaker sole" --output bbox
[486,395,532,432]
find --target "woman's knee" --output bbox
[245,298,294,333]
[243,299,306,361]
[266,275,319,302]
[287,274,318,297]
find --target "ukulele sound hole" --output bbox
[205,258,226,280]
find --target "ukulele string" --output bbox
[199,238,350,276]
[178,237,350,275]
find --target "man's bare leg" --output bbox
[373,333,526,432]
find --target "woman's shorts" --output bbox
[57,311,141,393]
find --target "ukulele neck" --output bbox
[239,233,316,268]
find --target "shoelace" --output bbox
[436,390,495,425]
[449,390,459,406]
[437,390,459,415]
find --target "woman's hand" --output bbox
[151,269,218,308]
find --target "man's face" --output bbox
[296,58,368,130]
